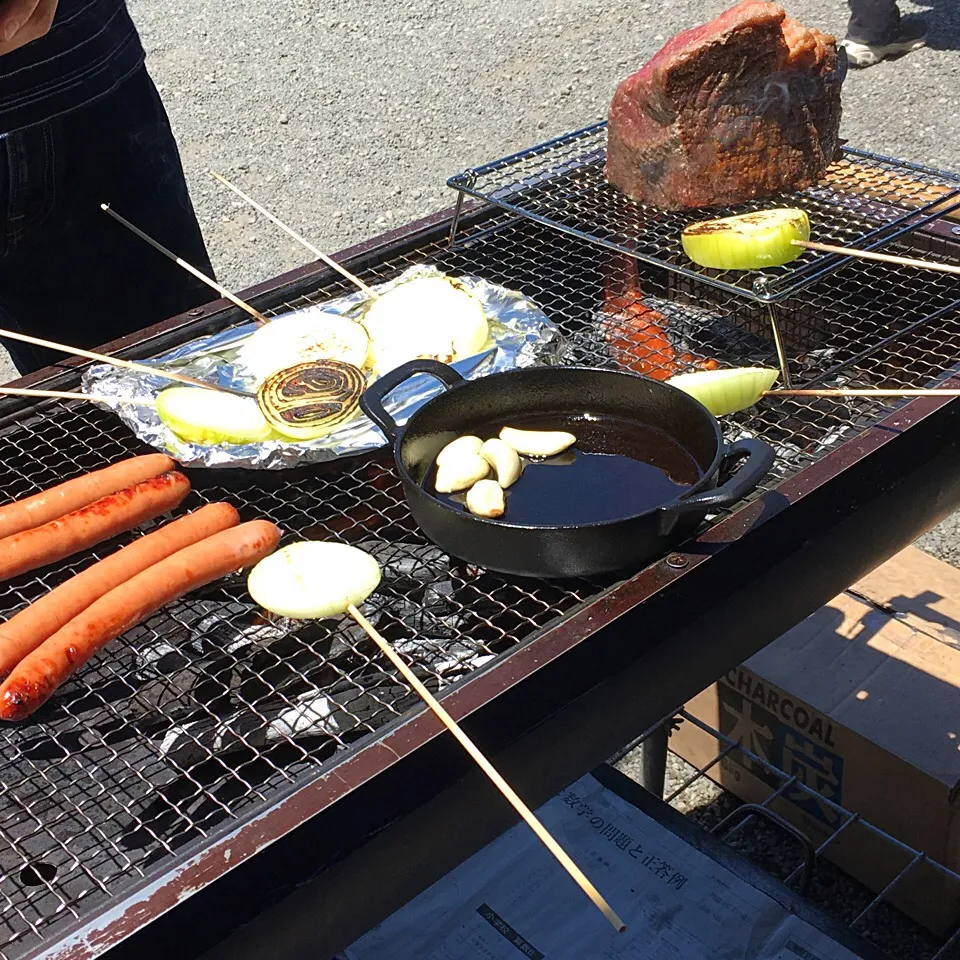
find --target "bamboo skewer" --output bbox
[209,171,378,298]
[792,239,960,277]
[766,388,960,398]
[100,204,271,324]
[346,602,627,934]
[0,386,156,405]
[0,326,252,398]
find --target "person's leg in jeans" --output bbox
[0,66,214,375]
[843,0,927,67]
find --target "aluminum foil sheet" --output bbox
[81,264,565,469]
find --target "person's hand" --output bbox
[0,0,58,55]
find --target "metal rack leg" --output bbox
[448,192,466,247]
[766,303,793,388]
[639,722,669,799]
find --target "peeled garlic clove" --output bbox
[479,438,522,488]
[435,453,490,493]
[499,426,576,459]
[436,435,483,468]
[466,479,505,518]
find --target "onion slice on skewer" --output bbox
[681,209,811,271]
[361,275,489,375]
[234,310,370,382]
[256,359,365,440]
[247,541,381,618]
[667,367,779,417]
[156,387,274,444]
[246,541,626,932]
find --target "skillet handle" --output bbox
[359,359,466,440]
[673,437,774,515]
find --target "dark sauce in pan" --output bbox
[427,414,702,525]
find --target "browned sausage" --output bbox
[0,502,240,680]
[0,472,191,584]
[0,454,175,540]
[0,519,282,720]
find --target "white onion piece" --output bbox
[247,541,381,619]
[156,387,273,445]
[666,367,779,417]
[362,276,489,375]
[234,309,370,382]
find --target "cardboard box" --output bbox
[672,545,960,936]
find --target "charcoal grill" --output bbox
[2,162,960,960]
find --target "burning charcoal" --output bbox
[324,681,422,736]
[392,636,494,681]
[359,540,453,583]
[129,659,238,730]
[160,705,283,768]
[135,640,192,679]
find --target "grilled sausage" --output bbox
[0,519,282,720]
[0,502,240,680]
[0,454,175,540]
[0,472,191,584]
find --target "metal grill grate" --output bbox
[618,710,960,960]
[0,209,958,958]
[447,123,960,302]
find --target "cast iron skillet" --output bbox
[360,360,774,579]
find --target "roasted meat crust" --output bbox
[605,1,843,211]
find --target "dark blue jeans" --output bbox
[0,67,214,376]
[847,0,901,44]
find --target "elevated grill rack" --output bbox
[0,199,959,960]
[446,121,960,305]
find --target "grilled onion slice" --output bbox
[681,209,811,271]
[234,309,370,382]
[667,367,779,416]
[256,359,365,440]
[248,541,381,619]
[362,275,489,375]
[156,387,273,445]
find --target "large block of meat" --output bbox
[605,1,843,211]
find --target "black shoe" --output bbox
[842,17,928,67]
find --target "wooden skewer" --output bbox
[0,325,253,398]
[0,386,156,405]
[346,603,627,934]
[765,389,960,398]
[101,204,271,324]
[792,239,960,277]
[209,171,378,298]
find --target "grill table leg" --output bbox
[640,721,669,799]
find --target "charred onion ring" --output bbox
[256,360,365,440]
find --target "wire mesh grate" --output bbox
[447,122,960,302]
[618,710,960,960]
[0,209,958,957]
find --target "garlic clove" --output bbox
[436,435,483,467]
[479,438,522,488]
[466,479,506,518]
[499,426,577,459]
[435,453,490,493]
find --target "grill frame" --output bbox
[2,199,960,960]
